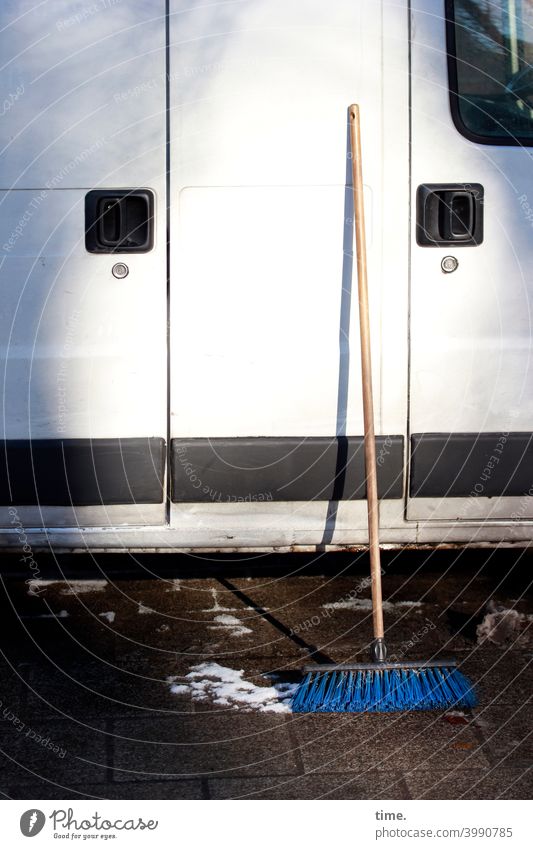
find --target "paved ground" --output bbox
[0,548,531,800]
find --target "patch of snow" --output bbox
[389,600,423,609]
[213,614,246,627]
[99,611,115,623]
[156,624,170,633]
[201,589,238,613]
[164,579,182,592]
[208,613,252,638]
[138,603,153,615]
[60,581,107,595]
[323,598,422,611]
[26,610,69,619]
[169,684,189,695]
[28,580,107,596]
[169,663,297,713]
[27,580,61,591]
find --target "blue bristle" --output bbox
[362,670,372,705]
[444,667,477,709]
[291,672,312,711]
[329,672,349,711]
[291,666,477,713]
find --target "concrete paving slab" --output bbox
[3,780,205,800]
[0,721,108,788]
[473,701,532,766]
[0,779,102,799]
[473,650,532,706]
[23,659,194,723]
[291,712,491,774]
[405,767,533,800]
[208,771,408,799]
[112,715,298,781]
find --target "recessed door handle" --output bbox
[438,191,475,241]
[85,190,154,253]
[98,197,121,246]
[416,183,484,246]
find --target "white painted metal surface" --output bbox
[408,0,533,521]
[0,0,167,527]
[0,0,530,550]
[168,0,410,537]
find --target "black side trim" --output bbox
[0,438,165,505]
[445,0,533,147]
[171,436,404,502]
[410,433,533,498]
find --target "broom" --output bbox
[291,105,477,713]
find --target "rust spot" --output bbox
[452,741,474,750]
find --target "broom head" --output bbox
[291,660,477,713]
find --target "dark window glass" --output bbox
[449,0,533,143]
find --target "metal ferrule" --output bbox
[303,659,458,673]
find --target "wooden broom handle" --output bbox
[349,104,384,641]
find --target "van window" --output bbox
[448,0,533,143]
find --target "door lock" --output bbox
[441,255,459,273]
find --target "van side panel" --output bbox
[168,0,410,538]
[0,1,167,526]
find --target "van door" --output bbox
[408,0,533,523]
[167,0,410,542]
[0,2,167,528]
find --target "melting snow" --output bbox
[27,610,69,619]
[60,581,107,595]
[164,579,182,592]
[169,683,189,695]
[208,614,252,637]
[169,663,297,713]
[99,611,116,623]
[202,589,238,613]
[323,598,422,611]
[28,580,107,596]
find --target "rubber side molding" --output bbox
[171,436,404,502]
[0,438,165,505]
[410,432,533,498]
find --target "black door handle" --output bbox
[438,191,474,241]
[85,190,154,253]
[417,183,483,246]
[98,197,122,246]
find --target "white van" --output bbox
[0,0,532,552]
